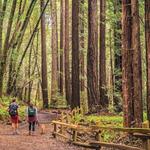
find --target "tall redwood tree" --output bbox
[99,0,108,108]
[65,0,71,105]
[59,0,65,95]
[41,0,49,108]
[72,0,80,109]
[122,0,134,127]
[79,0,85,92]
[50,0,58,106]
[145,0,150,127]
[131,0,143,127]
[87,0,99,111]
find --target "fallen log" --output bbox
[72,141,100,150]
[89,141,144,150]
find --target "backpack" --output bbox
[28,107,36,117]
[9,104,18,116]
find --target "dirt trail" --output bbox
[0,112,85,150]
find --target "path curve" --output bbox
[0,111,86,150]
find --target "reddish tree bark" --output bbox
[64,0,71,105]
[72,0,80,109]
[87,0,99,112]
[41,0,49,108]
[131,0,143,127]
[50,0,58,106]
[145,0,150,127]
[80,0,85,92]
[59,0,65,95]
[99,0,108,108]
[122,0,134,127]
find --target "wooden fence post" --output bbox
[95,130,101,150]
[72,130,77,142]
[60,113,64,133]
[53,123,57,138]
[143,139,150,150]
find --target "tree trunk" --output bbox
[0,0,2,55]
[0,0,3,97]
[109,29,114,108]
[24,87,28,102]
[131,0,143,127]
[0,0,17,97]
[0,0,7,97]
[10,0,50,97]
[50,0,58,106]
[9,0,26,52]
[65,0,71,105]
[0,0,7,53]
[7,0,37,95]
[28,32,33,103]
[72,0,80,109]
[145,0,150,127]
[87,0,99,112]
[80,0,85,92]
[16,0,38,53]
[113,0,122,112]
[122,0,134,127]
[99,0,108,109]
[35,82,40,105]
[41,0,49,108]
[59,0,65,95]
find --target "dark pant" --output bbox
[29,121,35,131]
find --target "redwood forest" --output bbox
[0,0,150,150]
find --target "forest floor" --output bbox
[0,110,143,150]
[0,111,86,150]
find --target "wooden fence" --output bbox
[51,108,150,150]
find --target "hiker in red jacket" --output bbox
[8,99,19,135]
[26,103,38,135]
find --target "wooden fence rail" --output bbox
[51,120,150,150]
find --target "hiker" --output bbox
[26,103,38,135]
[8,99,19,135]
